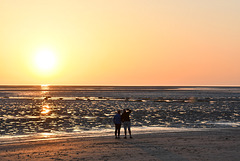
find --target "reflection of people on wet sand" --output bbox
[121,109,132,139]
[113,110,121,139]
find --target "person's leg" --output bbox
[117,124,121,137]
[128,122,132,138]
[115,125,118,138]
[123,122,127,138]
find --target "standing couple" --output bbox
[113,109,132,139]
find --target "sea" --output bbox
[0,85,239,144]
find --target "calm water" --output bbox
[0,85,240,138]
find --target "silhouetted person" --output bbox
[121,109,132,139]
[113,110,121,139]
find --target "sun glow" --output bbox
[34,48,57,72]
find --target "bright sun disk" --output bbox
[34,48,56,72]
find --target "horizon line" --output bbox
[0,84,240,87]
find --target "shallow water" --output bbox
[0,86,239,139]
[0,126,208,145]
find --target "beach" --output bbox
[0,128,239,161]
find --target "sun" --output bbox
[34,48,57,72]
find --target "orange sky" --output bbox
[0,0,240,85]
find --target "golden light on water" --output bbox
[41,84,49,90]
[40,133,54,138]
[41,105,51,115]
[41,84,50,94]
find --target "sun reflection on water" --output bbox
[41,104,51,115]
[40,132,54,137]
[41,84,49,94]
[41,84,49,90]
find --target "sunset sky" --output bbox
[0,0,240,86]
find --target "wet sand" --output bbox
[0,128,239,161]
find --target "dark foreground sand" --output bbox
[0,128,239,161]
